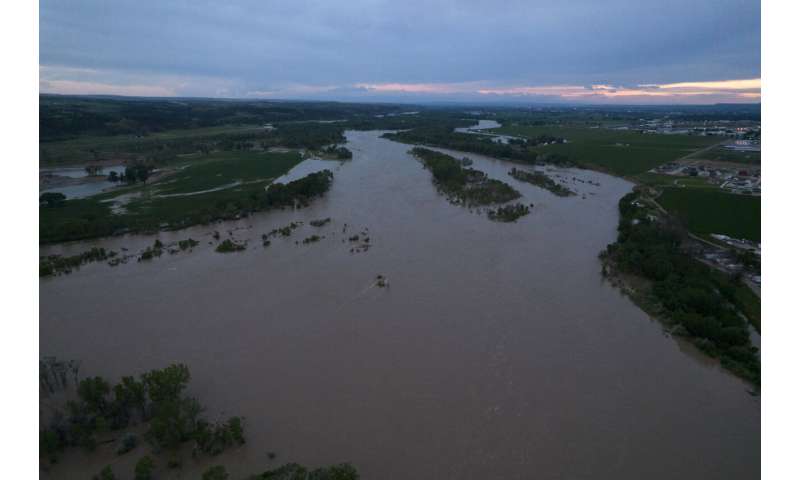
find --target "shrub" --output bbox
[202,465,229,480]
[117,432,138,455]
[40,192,67,207]
[216,239,246,253]
[94,465,116,480]
[134,455,155,480]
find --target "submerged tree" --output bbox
[39,192,66,208]
[202,465,229,480]
[134,456,155,480]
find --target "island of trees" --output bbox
[411,147,521,206]
[488,203,531,222]
[508,167,575,197]
[411,147,531,222]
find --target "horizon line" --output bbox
[39,92,761,109]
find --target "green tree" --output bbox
[114,376,147,418]
[309,463,360,480]
[148,396,202,450]
[228,416,245,445]
[202,465,229,480]
[78,376,110,414]
[138,167,151,184]
[94,465,116,480]
[40,192,66,207]
[40,429,62,463]
[142,364,190,406]
[124,164,151,184]
[134,455,155,480]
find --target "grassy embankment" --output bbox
[39,150,336,244]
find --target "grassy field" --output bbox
[155,150,301,195]
[492,125,719,176]
[40,151,304,243]
[40,125,264,165]
[633,172,719,190]
[657,188,760,242]
[688,145,761,165]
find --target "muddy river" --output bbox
[40,131,759,479]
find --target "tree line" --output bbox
[600,190,760,384]
[386,127,572,167]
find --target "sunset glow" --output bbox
[350,78,761,103]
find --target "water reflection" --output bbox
[455,119,524,144]
[40,165,126,199]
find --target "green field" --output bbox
[155,150,301,195]
[491,125,719,176]
[40,125,264,165]
[688,145,761,164]
[633,172,719,190]
[40,151,305,243]
[657,188,760,242]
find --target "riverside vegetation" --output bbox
[40,237,203,276]
[600,189,760,385]
[385,127,572,167]
[39,247,116,276]
[41,168,334,244]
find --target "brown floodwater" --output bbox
[40,130,759,479]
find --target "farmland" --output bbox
[657,188,761,242]
[491,125,719,176]
[687,145,761,164]
[154,150,302,195]
[39,125,267,165]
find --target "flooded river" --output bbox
[455,119,523,144]
[40,131,759,479]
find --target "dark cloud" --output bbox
[39,0,760,102]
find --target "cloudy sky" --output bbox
[39,0,761,104]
